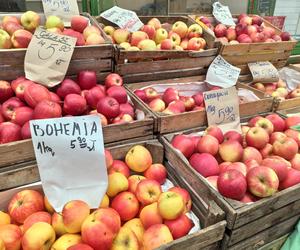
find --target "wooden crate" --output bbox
[0,13,114,82]
[125,75,274,134]
[0,140,227,249]
[96,15,218,83]
[0,89,154,170]
[190,15,297,75]
[161,113,300,249]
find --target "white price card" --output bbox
[24,28,76,88]
[30,115,108,212]
[248,61,279,83]
[100,6,144,32]
[204,86,241,133]
[213,1,235,26]
[206,55,241,88]
[42,0,79,25]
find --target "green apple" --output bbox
[20,11,40,32]
[0,29,12,49]
[45,16,64,31]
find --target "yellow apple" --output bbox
[99,194,110,208]
[0,211,10,226]
[123,218,145,245]
[157,191,184,220]
[125,145,153,172]
[111,226,139,250]
[51,234,81,250]
[52,212,67,236]
[143,224,173,250]
[107,172,128,197]
[154,28,168,44]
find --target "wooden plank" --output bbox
[225,215,300,250]
[116,56,215,75]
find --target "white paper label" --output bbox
[24,28,76,88]
[204,87,241,133]
[42,0,79,25]
[248,61,279,83]
[206,55,241,88]
[100,6,143,32]
[213,1,235,26]
[30,115,108,212]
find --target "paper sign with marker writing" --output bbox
[100,6,143,32]
[30,115,108,212]
[213,2,235,26]
[206,55,241,88]
[24,28,76,88]
[42,0,79,25]
[204,86,241,133]
[248,61,279,83]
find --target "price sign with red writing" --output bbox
[24,28,76,87]
[100,6,143,32]
[204,86,241,133]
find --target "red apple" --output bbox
[144,163,167,184]
[272,137,298,160]
[11,76,26,91]
[0,122,21,143]
[245,159,260,170]
[222,162,247,177]
[162,88,179,105]
[78,71,97,90]
[224,130,243,144]
[85,86,105,109]
[192,93,203,106]
[280,32,291,41]
[144,87,159,102]
[260,143,273,158]
[235,23,247,36]
[119,103,134,118]
[246,127,269,149]
[11,106,33,126]
[164,214,193,239]
[56,78,81,99]
[24,84,51,108]
[189,153,219,177]
[0,80,14,103]
[217,169,247,200]
[214,24,227,38]
[248,116,263,127]
[261,156,288,181]
[254,118,274,135]
[219,140,243,162]
[112,113,134,124]
[247,166,279,197]
[105,73,123,88]
[171,134,195,158]
[97,97,120,119]
[226,27,237,41]
[63,94,87,115]
[134,89,147,102]
[49,92,61,103]
[21,121,31,139]
[205,125,224,143]
[197,135,219,155]
[284,129,300,147]
[242,146,262,163]
[141,25,156,40]
[71,16,88,33]
[270,132,287,144]
[33,100,62,119]
[240,192,257,203]
[2,97,25,120]
[291,153,300,171]
[252,16,263,26]
[108,160,130,178]
[279,168,300,190]
[285,116,300,128]
[239,16,252,25]
[107,86,128,104]
[180,96,195,111]
[237,34,252,43]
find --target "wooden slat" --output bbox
[117,56,214,75]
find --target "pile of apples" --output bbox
[252,79,300,100]
[197,14,291,44]
[0,11,106,49]
[171,114,300,202]
[0,72,137,144]
[103,17,207,51]
[0,145,194,250]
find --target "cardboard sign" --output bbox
[248,61,279,83]
[30,115,108,212]
[42,0,79,25]
[206,55,241,88]
[212,2,235,26]
[100,6,143,32]
[24,28,76,87]
[204,87,241,133]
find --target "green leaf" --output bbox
[291,125,300,132]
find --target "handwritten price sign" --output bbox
[248,61,279,83]
[30,115,108,212]
[212,2,235,26]
[24,28,76,87]
[100,6,143,32]
[204,86,241,133]
[42,0,79,24]
[206,55,241,88]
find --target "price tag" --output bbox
[30,115,108,212]
[42,0,79,25]
[24,28,76,88]
[206,55,241,88]
[100,6,144,32]
[248,61,279,83]
[213,1,235,26]
[204,87,241,133]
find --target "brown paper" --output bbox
[204,86,241,133]
[42,0,79,25]
[24,28,76,88]
[248,61,279,83]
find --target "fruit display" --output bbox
[0,11,107,49]
[102,17,207,51]
[195,14,292,44]
[170,113,300,202]
[132,82,263,115]
[251,78,300,100]
[0,144,198,250]
[0,72,141,144]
